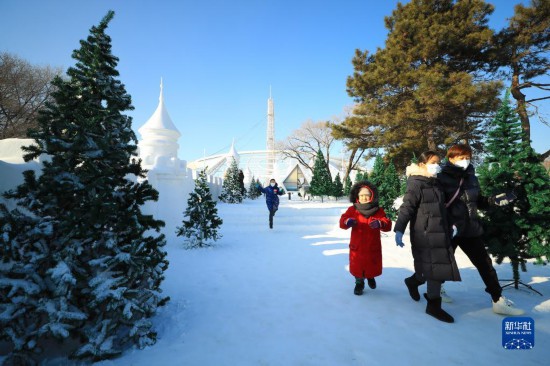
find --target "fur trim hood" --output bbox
[405,163,433,178]
[349,180,379,204]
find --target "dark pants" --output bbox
[269,209,277,228]
[426,280,443,299]
[411,274,442,299]
[452,236,502,302]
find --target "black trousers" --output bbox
[452,236,502,302]
[269,209,277,227]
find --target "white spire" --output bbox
[138,79,181,168]
[138,78,181,137]
[266,88,275,179]
[228,138,240,163]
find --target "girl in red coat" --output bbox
[339,180,392,295]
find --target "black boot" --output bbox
[424,294,454,323]
[354,280,365,295]
[367,278,376,289]
[404,275,423,301]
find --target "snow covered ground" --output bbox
[4,197,549,365]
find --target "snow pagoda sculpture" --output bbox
[137,80,221,236]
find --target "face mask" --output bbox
[454,159,470,170]
[270,183,276,187]
[426,163,441,176]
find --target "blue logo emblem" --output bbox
[502,317,534,350]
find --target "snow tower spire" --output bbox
[266,88,275,179]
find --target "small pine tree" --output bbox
[368,155,385,188]
[309,149,333,202]
[0,11,168,363]
[370,156,400,220]
[354,170,365,184]
[478,93,550,286]
[343,173,353,196]
[332,172,344,199]
[177,169,223,248]
[401,153,418,195]
[382,161,401,220]
[247,175,260,199]
[218,158,243,203]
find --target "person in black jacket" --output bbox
[438,144,524,316]
[395,151,460,323]
[238,170,246,196]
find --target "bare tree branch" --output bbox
[0,52,61,139]
[277,119,336,175]
[526,96,550,103]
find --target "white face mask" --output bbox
[454,159,470,170]
[270,182,276,187]
[426,163,442,176]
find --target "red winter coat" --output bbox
[339,206,392,278]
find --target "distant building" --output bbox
[187,93,348,191]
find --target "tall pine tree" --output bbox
[0,11,168,363]
[177,169,223,248]
[346,0,501,170]
[218,158,243,203]
[309,149,333,202]
[478,92,550,287]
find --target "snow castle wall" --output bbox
[140,155,222,238]
[0,138,223,238]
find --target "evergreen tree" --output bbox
[309,149,332,202]
[177,169,223,248]
[346,0,501,171]
[478,93,550,286]
[380,160,401,220]
[354,170,365,184]
[331,172,344,199]
[218,158,243,203]
[247,175,260,199]
[369,156,401,220]
[0,11,169,363]
[343,173,353,196]
[494,0,550,157]
[368,155,385,189]
[401,153,418,195]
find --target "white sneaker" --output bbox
[492,296,525,316]
[440,286,453,303]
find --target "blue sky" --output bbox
[1,0,547,161]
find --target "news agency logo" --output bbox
[502,317,534,350]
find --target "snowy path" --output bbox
[93,198,547,365]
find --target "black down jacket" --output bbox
[437,161,490,238]
[395,164,461,282]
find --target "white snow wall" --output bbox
[0,138,223,237]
